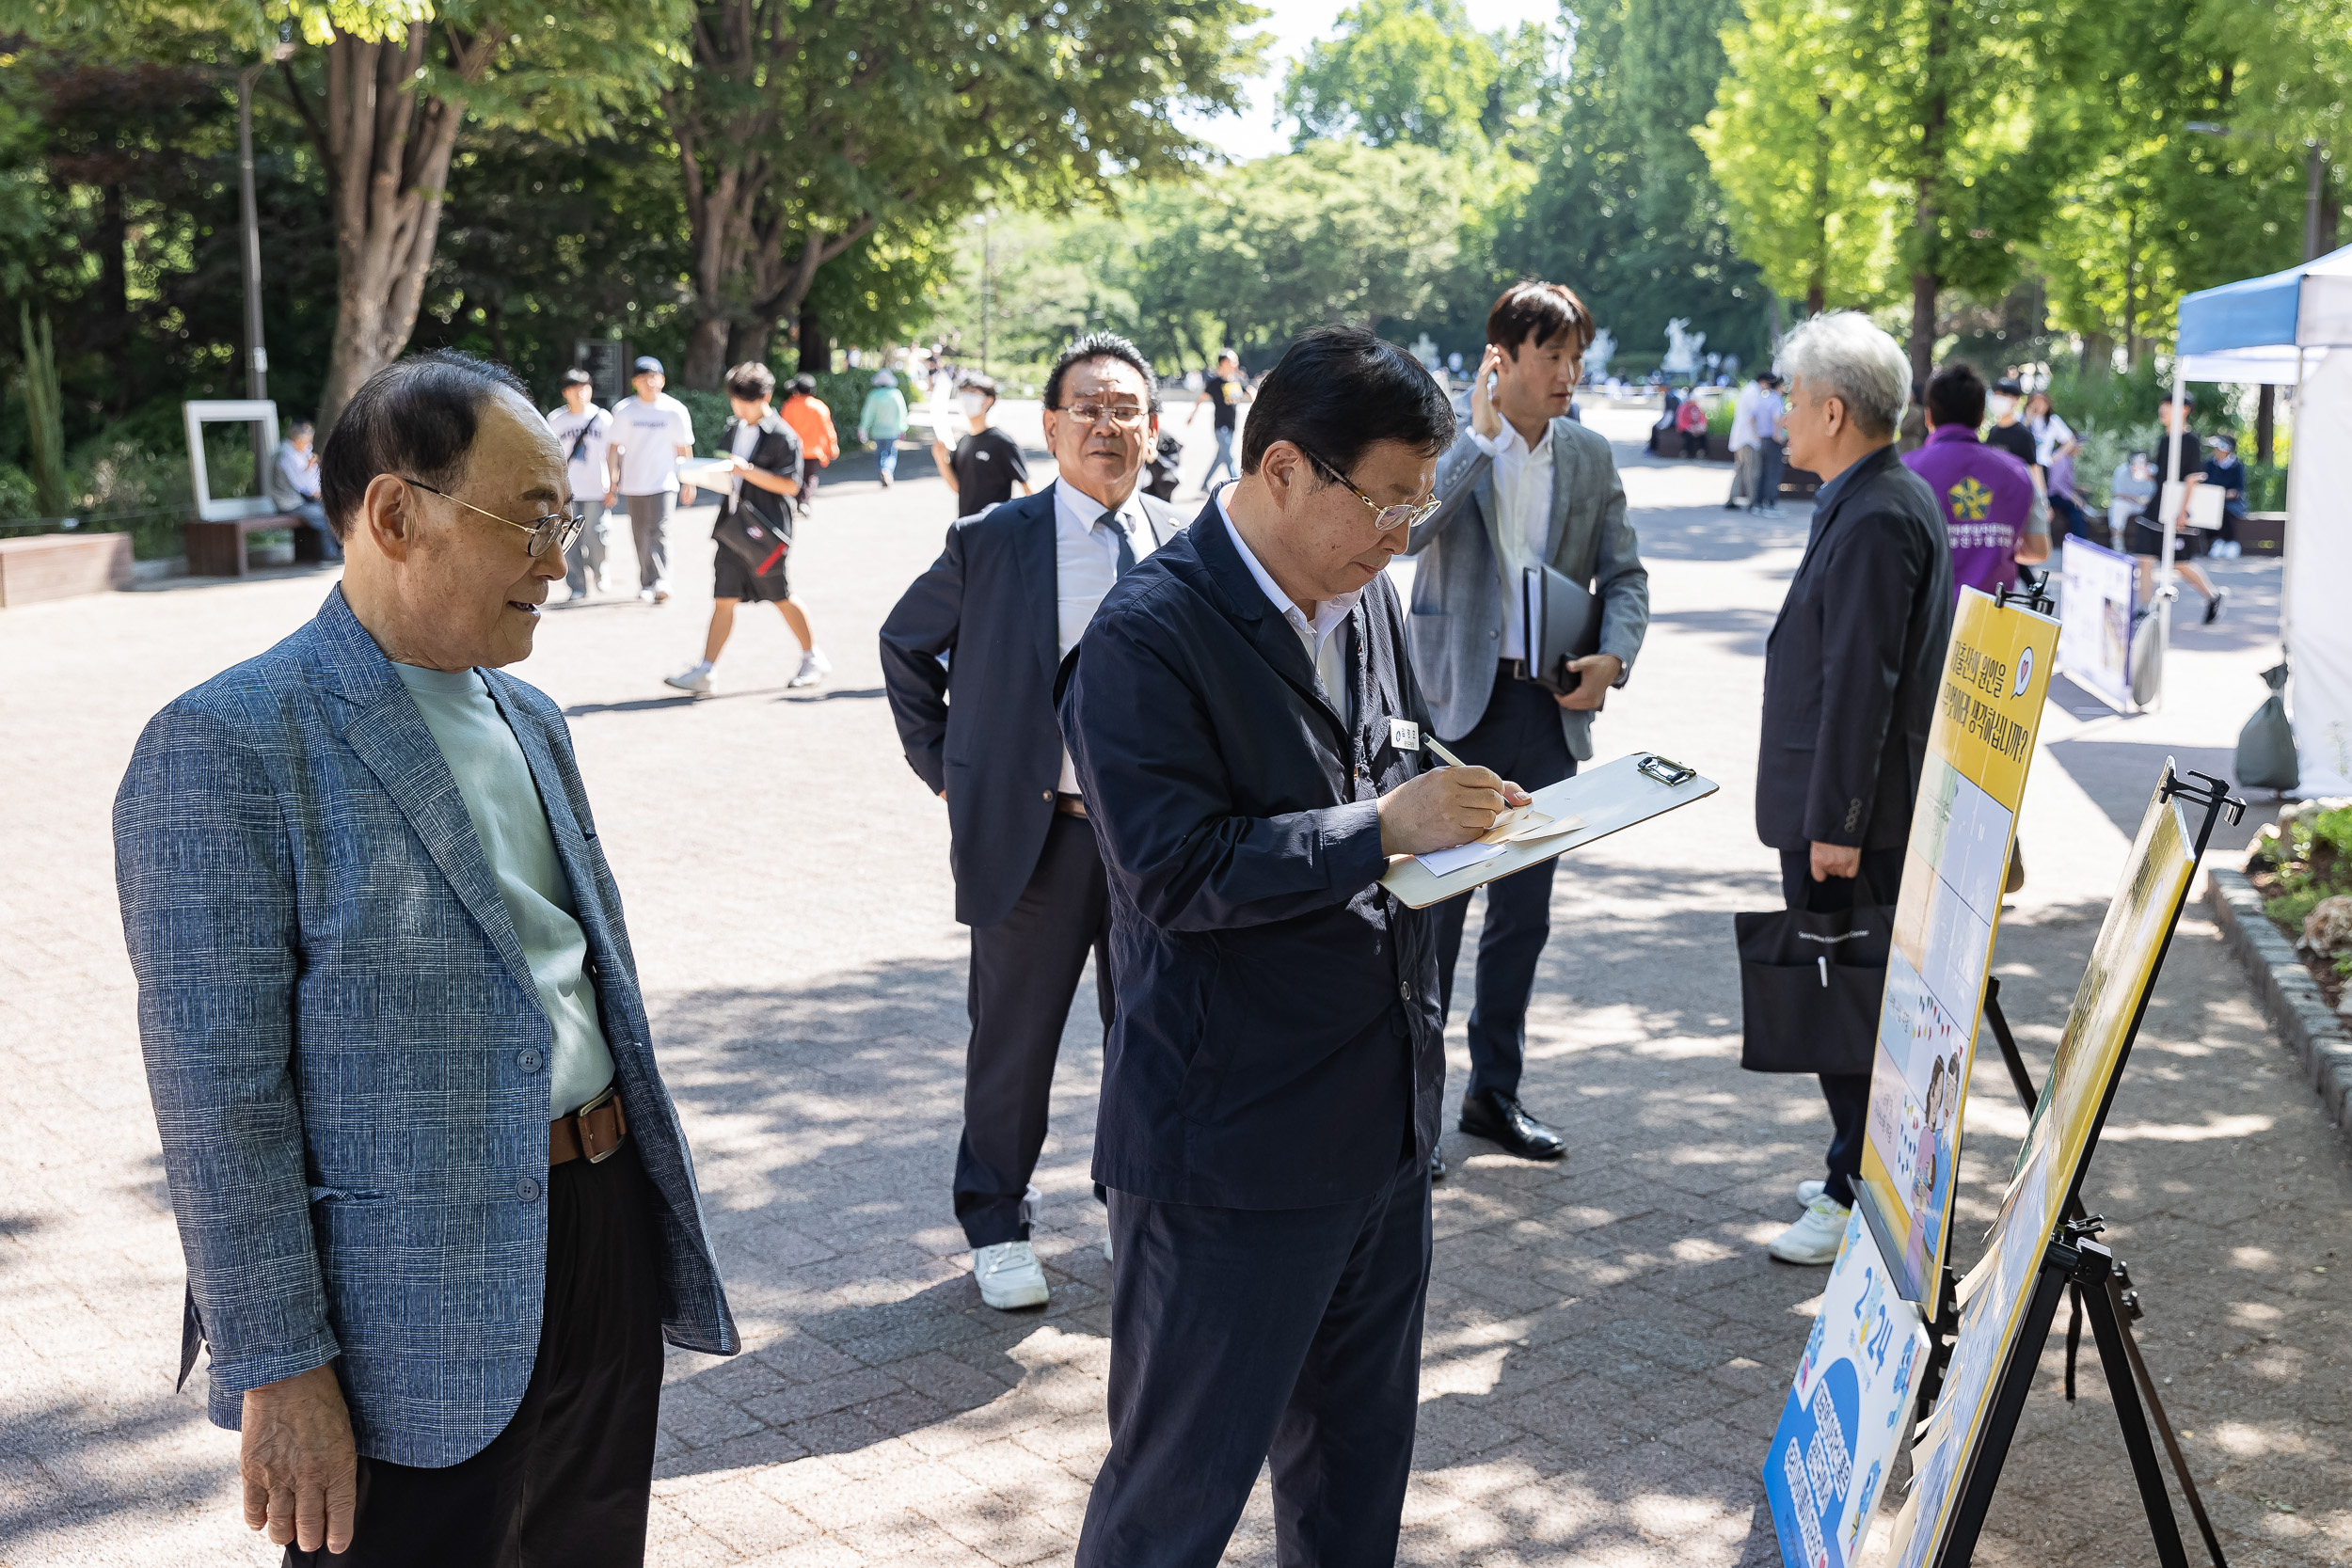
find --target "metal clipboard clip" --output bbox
[1637,753,1696,787]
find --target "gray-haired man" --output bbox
[1755,310,1951,1264]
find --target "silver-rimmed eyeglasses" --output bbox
[397,476,584,558]
[1295,446,1440,533]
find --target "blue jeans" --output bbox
[1201,424,1238,489]
[875,438,899,483]
[1756,439,1786,509]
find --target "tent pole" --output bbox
[2154,363,2185,711]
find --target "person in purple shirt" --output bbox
[1902,362,2048,601]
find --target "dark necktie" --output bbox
[1103,509,1136,577]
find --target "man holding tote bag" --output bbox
[1746,312,1951,1266]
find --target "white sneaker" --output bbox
[789,647,832,689]
[1103,1233,1115,1264]
[973,1241,1049,1309]
[638,588,657,603]
[1797,1179,1826,1210]
[1769,1196,1851,1265]
[664,661,714,695]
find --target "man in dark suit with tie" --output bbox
[881,333,1180,1311]
[1754,311,1952,1266]
[1060,326,1532,1566]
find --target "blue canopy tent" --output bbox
[2172,245,2352,792]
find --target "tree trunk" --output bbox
[2256,383,2275,465]
[313,25,486,430]
[1807,93,1831,321]
[2080,332,2113,380]
[100,182,131,413]
[797,302,826,376]
[1907,0,1951,387]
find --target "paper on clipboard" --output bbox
[677,459,739,492]
[2156,480,2224,531]
[1382,752,1716,909]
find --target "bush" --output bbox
[0,461,35,521]
[2072,420,2165,513]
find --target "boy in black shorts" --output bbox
[664,361,833,693]
[2125,388,2225,625]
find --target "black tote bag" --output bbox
[1737,869,1892,1075]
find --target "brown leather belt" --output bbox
[549,1085,628,1166]
[1055,792,1089,819]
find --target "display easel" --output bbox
[1909,769,2243,1567]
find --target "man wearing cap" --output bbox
[546,369,617,599]
[608,356,698,604]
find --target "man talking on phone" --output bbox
[1061,326,1526,1565]
[1401,279,1650,1174]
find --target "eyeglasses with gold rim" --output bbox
[397,476,584,559]
[1294,445,1440,533]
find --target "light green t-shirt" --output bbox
[394,663,616,1117]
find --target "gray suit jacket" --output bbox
[114,587,737,1467]
[1402,412,1649,756]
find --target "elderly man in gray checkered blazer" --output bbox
[115,351,737,1566]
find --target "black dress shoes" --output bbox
[1458,1090,1567,1162]
[1430,1147,1448,1182]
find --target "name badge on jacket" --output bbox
[1388,718,1421,752]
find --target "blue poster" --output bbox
[1765,1211,1929,1568]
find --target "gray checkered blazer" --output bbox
[114,586,737,1466]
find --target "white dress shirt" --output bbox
[1469,420,1554,659]
[1216,488,1359,712]
[1055,478,1158,792]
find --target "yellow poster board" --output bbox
[1856,589,2058,1317]
[1883,777,2201,1568]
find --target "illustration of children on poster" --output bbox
[1900,1053,1963,1289]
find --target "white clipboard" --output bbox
[1377,751,1719,910]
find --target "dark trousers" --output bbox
[956,811,1112,1247]
[287,1142,667,1568]
[1077,1156,1433,1567]
[1433,669,1578,1103]
[1779,846,1906,1209]
[1756,439,1786,508]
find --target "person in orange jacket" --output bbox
[781,373,840,516]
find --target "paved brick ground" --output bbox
[2,409,2345,1566]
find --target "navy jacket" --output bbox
[1756,444,1952,852]
[1058,500,1445,1209]
[880,486,1178,927]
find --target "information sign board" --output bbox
[2057,537,2135,712]
[1764,1210,1930,1568]
[1882,777,2201,1568]
[1856,589,2058,1316]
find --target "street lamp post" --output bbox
[234,46,294,478]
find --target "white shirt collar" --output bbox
[1053,477,1145,541]
[1215,485,1361,643]
[1475,417,1553,463]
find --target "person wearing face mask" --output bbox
[1060,325,1524,1566]
[1983,376,2037,468]
[1399,278,1650,1176]
[932,374,1033,518]
[881,334,1182,1313]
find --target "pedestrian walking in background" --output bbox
[1903,362,2048,601]
[1676,392,1708,457]
[1751,372,1788,515]
[1403,278,1649,1177]
[115,351,738,1564]
[858,370,910,487]
[2025,389,2074,483]
[2045,435,2089,542]
[781,373,839,516]
[933,374,1032,518]
[2127,388,2226,622]
[1725,373,1761,510]
[265,417,342,562]
[1753,311,1952,1267]
[609,356,697,604]
[879,333,1180,1313]
[1982,376,2037,468]
[665,361,828,696]
[1188,348,1248,493]
[2204,434,2248,558]
[546,368,615,598]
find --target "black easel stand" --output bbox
[1920,768,2244,1566]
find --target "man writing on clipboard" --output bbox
[1401,279,1650,1174]
[1059,326,1530,1565]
